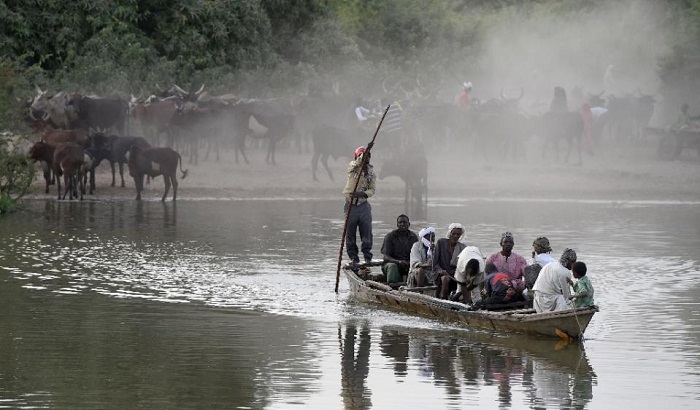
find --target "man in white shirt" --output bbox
[455,246,486,304]
[532,248,577,313]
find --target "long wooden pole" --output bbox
[335,105,391,293]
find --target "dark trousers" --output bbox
[344,201,373,262]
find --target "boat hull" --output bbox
[344,269,597,339]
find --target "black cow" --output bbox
[70,95,129,136]
[311,124,365,181]
[128,145,188,201]
[81,134,151,194]
[225,103,254,164]
[606,93,656,142]
[538,111,584,165]
[379,143,428,219]
[109,135,151,188]
[236,99,295,165]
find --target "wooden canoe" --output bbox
[343,266,598,339]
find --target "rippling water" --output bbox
[1,197,698,409]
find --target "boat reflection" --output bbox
[339,320,596,409]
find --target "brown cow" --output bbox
[53,142,90,200]
[28,141,55,194]
[128,145,188,201]
[37,123,89,146]
[130,97,178,146]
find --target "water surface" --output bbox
[1,197,698,409]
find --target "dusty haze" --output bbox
[24,1,700,206]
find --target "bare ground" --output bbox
[23,140,700,203]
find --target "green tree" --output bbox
[0,61,36,214]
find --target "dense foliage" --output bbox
[1,0,697,100]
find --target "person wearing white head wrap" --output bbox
[445,223,465,240]
[432,223,467,299]
[457,82,473,107]
[419,227,435,259]
[408,227,436,287]
[455,246,486,304]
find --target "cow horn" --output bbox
[195,84,205,95]
[173,84,188,96]
[29,107,37,121]
[41,111,50,121]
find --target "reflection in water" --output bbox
[377,326,596,409]
[379,328,409,377]
[339,321,372,410]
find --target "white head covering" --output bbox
[418,227,435,259]
[463,82,473,90]
[445,223,465,241]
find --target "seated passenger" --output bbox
[522,263,542,300]
[532,248,577,313]
[482,263,499,297]
[481,263,525,306]
[408,227,435,287]
[486,231,527,292]
[569,261,595,308]
[381,214,418,284]
[455,246,486,304]
[530,236,556,267]
[432,223,467,299]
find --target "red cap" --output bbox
[354,146,366,159]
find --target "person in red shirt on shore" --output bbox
[457,81,473,108]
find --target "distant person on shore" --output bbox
[456,81,473,108]
[532,248,577,313]
[676,103,699,129]
[569,261,595,308]
[550,86,568,113]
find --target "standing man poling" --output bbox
[342,145,376,272]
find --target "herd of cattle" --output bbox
[19,83,657,201]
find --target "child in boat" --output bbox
[569,261,594,308]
